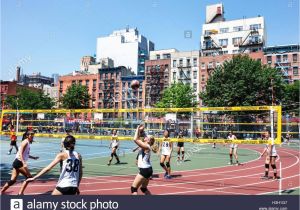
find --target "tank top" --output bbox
[16,139,30,162]
[228,135,238,148]
[161,138,171,155]
[111,135,119,148]
[137,145,152,168]
[57,150,80,188]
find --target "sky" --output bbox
[1,0,299,81]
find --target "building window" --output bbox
[293,67,299,76]
[100,74,102,80]
[276,55,281,63]
[173,72,176,80]
[173,60,177,67]
[232,37,242,46]
[201,62,205,69]
[201,75,205,82]
[193,71,197,79]
[193,83,197,91]
[79,80,82,85]
[267,56,272,63]
[233,26,243,32]
[72,80,76,85]
[156,54,160,60]
[220,28,229,33]
[250,24,261,31]
[93,80,96,88]
[193,58,197,67]
[219,39,228,47]
[293,54,298,62]
[283,54,288,62]
[59,81,63,89]
[105,73,108,79]
[187,58,191,67]
[187,70,190,78]
[116,72,119,79]
[179,59,183,66]
[86,80,89,86]
[163,54,171,59]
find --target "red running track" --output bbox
[3,145,300,195]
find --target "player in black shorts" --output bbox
[177,131,185,162]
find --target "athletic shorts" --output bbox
[177,142,184,147]
[270,155,277,158]
[56,187,78,195]
[113,145,119,149]
[10,141,17,146]
[12,159,23,169]
[139,167,153,179]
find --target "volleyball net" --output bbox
[0,106,286,144]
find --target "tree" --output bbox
[61,84,91,109]
[155,82,198,108]
[200,55,285,107]
[5,88,55,109]
[282,81,299,113]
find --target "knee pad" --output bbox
[7,180,16,186]
[160,162,165,168]
[271,164,276,169]
[229,154,233,158]
[111,153,114,157]
[265,163,269,169]
[182,151,185,155]
[166,162,170,168]
[140,187,148,193]
[131,186,138,193]
[177,151,180,155]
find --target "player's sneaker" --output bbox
[261,175,269,180]
[164,172,168,178]
[165,175,172,179]
[273,176,281,180]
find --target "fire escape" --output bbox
[145,65,165,107]
[239,29,263,53]
[275,56,291,82]
[202,32,222,56]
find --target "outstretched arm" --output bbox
[28,153,63,181]
[133,125,149,150]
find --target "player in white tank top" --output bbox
[1,131,39,195]
[107,129,120,165]
[227,132,240,165]
[158,130,173,179]
[131,125,156,195]
[260,131,280,179]
[23,135,83,195]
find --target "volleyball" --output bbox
[130,80,140,90]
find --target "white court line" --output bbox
[258,186,300,195]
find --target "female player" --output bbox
[260,131,280,180]
[107,129,120,165]
[131,125,155,195]
[158,130,173,179]
[228,131,240,165]
[21,135,83,195]
[7,125,19,155]
[177,131,185,162]
[1,131,39,194]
